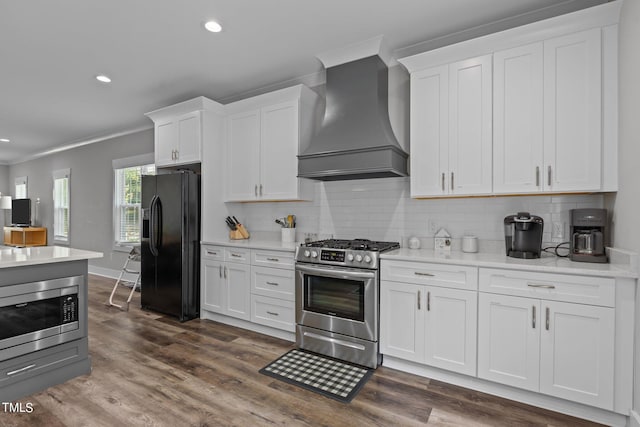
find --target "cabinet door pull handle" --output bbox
[266,258,280,262]
[547,165,552,187]
[260,184,263,196]
[532,306,536,329]
[219,265,222,278]
[545,307,550,330]
[266,281,279,286]
[266,311,279,316]
[414,272,435,277]
[527,282,556,289]
[441,173,445,191]
[451,172,454,191]
[535,166,540,187]
[224,267,227,279]
[427,291,431,311]
[7,364,36,376]
[175,150,178,160]
[417,290,421,310]
[255,185,258,196]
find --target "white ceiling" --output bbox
[0,0,605,165]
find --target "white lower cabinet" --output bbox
[201,246,250,321]
[202,245,295,334]
[478,270,615,410]
[380,261,478,376]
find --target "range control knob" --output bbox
[355,254,363,262]
[364,255,372,264]
[311,250,318,258]
[347,253,354,262]
[303,250,311,258]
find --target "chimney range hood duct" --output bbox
[298,53,408,181]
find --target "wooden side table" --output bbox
[3,227,48,247]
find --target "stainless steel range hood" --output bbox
[298,51,408,181]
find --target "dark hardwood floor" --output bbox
[1,275,602,426]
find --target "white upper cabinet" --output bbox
[543,29,602,192]
[227,110,261,200]
[448,55,493,195]
[224,85,317,202]
[409,65,449,197]
[146,97,224,168]
[408,55,492,197]
[400,3,619,197]
[493,43,544,193]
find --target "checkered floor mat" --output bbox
[259,349,373,403]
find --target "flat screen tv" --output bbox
[12,198,31,227]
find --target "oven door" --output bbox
[295,263,378,341]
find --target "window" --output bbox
[53,169,70,243]
[15,176,27,199]
[113,154,155,248]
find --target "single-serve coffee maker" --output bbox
[570,208,608,263]
[504,212,544,259]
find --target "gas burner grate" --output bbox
[302,239,399,252]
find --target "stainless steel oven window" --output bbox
[304,275,364,321]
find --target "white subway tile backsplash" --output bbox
[231,178,604,249]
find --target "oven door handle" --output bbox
[295,264,376,280]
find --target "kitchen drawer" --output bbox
[202,245,224,261]
[251,295,295,332]
[251,249,294,269]
[0,339,85,387]
[479,268,615,307]
[381,260,478,291]
[224,247,250,264]
[251,266,295,301]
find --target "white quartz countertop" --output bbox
[201,238,301,252]
[0,245,103,269]
[381,248,638,279]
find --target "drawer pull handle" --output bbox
[230,253,242,258]
[266,282,279,286]
[527,283,556,289]
[266,258,280,262]
[207,251,218,256]
[7,364,36,376]
[414,272,435,277]
[266,311,279,316]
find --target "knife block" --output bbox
[229,224,250,240]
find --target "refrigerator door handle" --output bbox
[149,195,159,257]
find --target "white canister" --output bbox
[281,228,296,243]
[408,236,421,249]
[462,236,479,253]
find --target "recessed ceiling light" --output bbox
[0,138,9,143]
[96,75,112,83]
[204,20,222,33]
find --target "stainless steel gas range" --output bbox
[294,239,400,368]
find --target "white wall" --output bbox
[8,129,154,271]
[607,0,640,417]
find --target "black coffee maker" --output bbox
[569,208,608,263]
[504,212,544,259]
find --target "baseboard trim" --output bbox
[630,409,640,427]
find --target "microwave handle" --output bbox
[295,264,376,280]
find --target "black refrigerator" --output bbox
[141,171,199,321]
